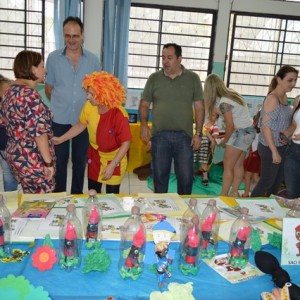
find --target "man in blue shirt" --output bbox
[45,16,100,194]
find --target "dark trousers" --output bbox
[52,122,88,194]
[88,178,120,194]
[251,142,287,197]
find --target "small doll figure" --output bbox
[0,220,4,250]
[124,225,145,269]
[155,241,172,288]
[202,212,217,250]
[230,227,251,258]
[64,222,76,260]
[295,225,300,257]
[86,207,99,242]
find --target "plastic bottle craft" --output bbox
[228,207,252,268]
[82,189,102,246]
[59,204,83,271]
[179,215,201,276]
[0,194,11,258]
[201,199,220,258]
[119,206,146,280]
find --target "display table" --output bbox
[127,122,151,172]
[0,239,295,300]
[1,192,299,299]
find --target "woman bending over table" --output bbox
[204,74,256,197]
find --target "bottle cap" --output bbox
[208,199,216,206]
[66,204,76,213]
[240,207,249,215]
[189,198,197,207]
[131,206,140,215]
[88,189,97,197]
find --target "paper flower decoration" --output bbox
[32,245,57,271]
[0,274,51,300]
[82,71,125,109]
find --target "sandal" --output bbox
[201,169,209,186]
[202,178,209,186]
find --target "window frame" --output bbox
[128,3,217,90]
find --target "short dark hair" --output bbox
[63,16,84,32]
[163,43,182,57]
[13,50,42,80]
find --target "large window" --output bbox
[128,4,216,89]
[227,13,300,98]
[0,0,55,79]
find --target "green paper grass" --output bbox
[251,229,262,253]
[82,244,111,273]
[268,232,282,249]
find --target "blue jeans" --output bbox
[52,122,88,194]
[284,142,300,199]
[151,131,193,195]
[0,150,18,191]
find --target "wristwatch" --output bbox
[196,131,203,137]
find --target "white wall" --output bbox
[83,0,104,63]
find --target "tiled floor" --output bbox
[0,160,152,194]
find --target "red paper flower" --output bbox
[32,245,57,271]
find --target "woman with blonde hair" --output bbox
[204,74,256,196]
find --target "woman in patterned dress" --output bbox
[53,71,131,194]
[0,50,55,193]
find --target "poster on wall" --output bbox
[245,97,264,117]
[125,89,143,110]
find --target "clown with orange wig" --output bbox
[53,71,132,193]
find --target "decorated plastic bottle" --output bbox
[82,189,102,245]
[119,206,146,280]
[59,204,83,271]
[179,214,201,276]
[200,199,220,258]
[228,207,252,268]
[180,198,201,245]
[180,198,201,238]
[0,194,11,258]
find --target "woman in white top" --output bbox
[204,74,256,196]
[284,95,300,199]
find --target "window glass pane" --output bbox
[128,4,215,89]
[227,14,300,97]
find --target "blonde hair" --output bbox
[204,74,245,119]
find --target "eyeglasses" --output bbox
[64,34,81,40]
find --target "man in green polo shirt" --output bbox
[139,43,205,195]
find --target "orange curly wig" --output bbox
[82,71,126,109]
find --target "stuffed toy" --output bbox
[254,251,300,300]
